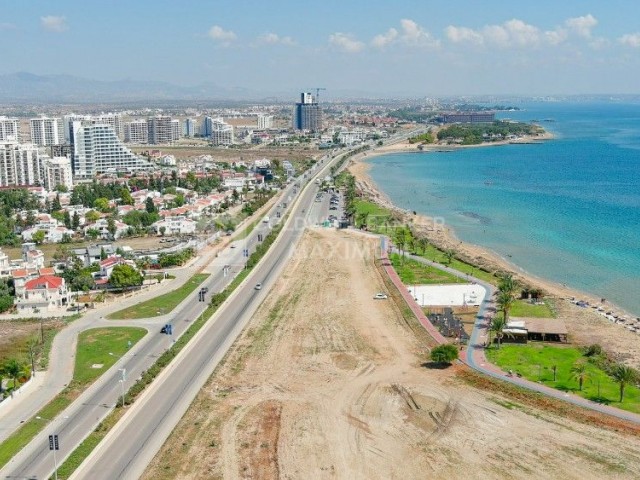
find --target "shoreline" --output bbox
[348,139,640,365]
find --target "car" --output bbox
[160,324,169,334]
[329,206,337,210]
[255,283,262,290]
[373,293,388,300]
[230,244,236,248]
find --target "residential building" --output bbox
[84,218,129,239]
[71,122,152,178]
[63,113,124,143]
[441,112,495,123]
[71,244,117,267]
[205,117,234,145]
[15,275,70,313]
[171,119,182,142]
[49,143,73,159]
[21,218,74,243]
[30,116,62,146]
[0,116,20,141]
[293,92,321,131]
[183,118,197,137]
[0,141,43,187]
[257,114,273,129]
[148,115,174,144]
[124,119,148,144]
[43,156,73,191]
[152,216,196,235]
[0,248,10,277]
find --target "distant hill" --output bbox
[0,72,266,103]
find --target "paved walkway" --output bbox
[380,237,640,425]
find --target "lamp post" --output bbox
[36,415,69,480]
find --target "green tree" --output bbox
[0,279,14,313]
[489,316,508,349]
[610,364,637,402]
[430,344,459,365]
[417,237,429,255]
[107,217,117,238]
[498,273,519,297]
[72,211,80,230]
[31,230,46,245]
[159,226,166,236]
[100,247,107,260]
[109,264,143,289]
[85,210,100,224]
[569,361,591,391]
[120,188,134,206]
[496,290,515,325]
[145,197,156,214]
[63,210,72,229]
[94,197,110,212]
[444,248,455,265]
[86,228,100,240]
[3,359,23,389]
[52,194,62,211]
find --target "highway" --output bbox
[0,159,327,480]
[0,149,340,479]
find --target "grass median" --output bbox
[0,327,146,469]
[107,273,210,320]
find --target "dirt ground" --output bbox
[143,229,640,480]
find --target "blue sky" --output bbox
[3,0,640,96]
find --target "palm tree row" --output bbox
[489,273,519,348]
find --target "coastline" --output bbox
[348,138,640,367]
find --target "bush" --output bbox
[430,344,459,365]
[582,344,603,357]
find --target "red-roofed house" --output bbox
[15,275,69,313]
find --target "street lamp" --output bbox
[36,415,69,480]
[118,368,126,407]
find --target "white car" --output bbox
[373,293,388,300]
[255,283,262,290]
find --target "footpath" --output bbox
[378,236,640,425]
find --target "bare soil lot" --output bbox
[143,229,640,480]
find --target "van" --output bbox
[263,216,270,223]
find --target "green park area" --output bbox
[486,344,640,414]
[0,327,146,468]
[390,253,462,285]
[108,273,210,320]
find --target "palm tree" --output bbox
[418,237,429,256]
[498,273,519,297]
[610,364,637,402]
[489,316,508,349]
[496,290,515,325]
[444,248,455,265]
[3,359,22,389]
[394,228,408,261]
[570,361,591,391]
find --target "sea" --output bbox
[368,102,640,317]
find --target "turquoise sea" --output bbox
[369,102,640,316]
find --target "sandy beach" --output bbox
[349,137,640,368]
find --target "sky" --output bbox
[3,0,640,97]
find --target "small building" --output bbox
[15,275,70,313]
[503,317,568,343]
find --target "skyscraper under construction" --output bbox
[292,92,321,132]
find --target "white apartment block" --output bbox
[44,156,73,191]
[148,115,174,144]
[72,122,152,178]
[30,116,62,146]
[63,113,123,143]
[0,116,20,142]
[257,114,273,129]
[209,117,234,146]
[183,118,197,137]
[0,142,43,187]
[124,119,148,144]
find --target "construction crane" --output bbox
[313,87,326,104]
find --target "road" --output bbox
[0,161,322,479]
[0,148,343,479]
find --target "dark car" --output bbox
[160,325,169,334]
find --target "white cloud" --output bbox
[0,22,17,31]
[371,20,439,49]
[328,32,365,53]
[446,26,484,45]
[371,28,398,49]
[257,32,295,46]
[544,28,568,46]
[399,19,440,48]
[40,15,67,33]
[565,14,597,38]
[207,25,237,43]
[619,33,640,48]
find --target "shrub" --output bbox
[430,344,459,365]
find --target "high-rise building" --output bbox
[124,119,148,144]
[63,113,124,143]
[0,142,43,187]
[0,116,20,142]
[148,115,174,144]
[205,117,234,145]
[183,118,197,137]
[293,92,321,131]
[43,156,73,191]
[30,117,62,146]
[71,122,152,178]
[171,119,181,142]
[257,114,273,129]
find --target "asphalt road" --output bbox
[0,168,317,480]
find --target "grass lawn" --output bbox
[0,326,146,469]
[510,299,555,318]
[236,217,261,240]
[107,273,210,320]
[355,199,392,229]
[390,253,462,284]
[486,344,640,414]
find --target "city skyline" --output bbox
[3,1,640,96]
